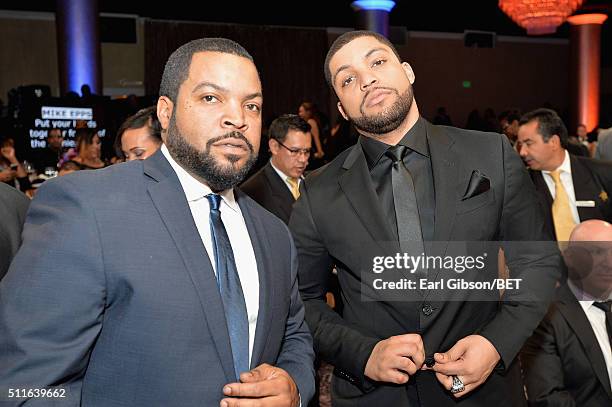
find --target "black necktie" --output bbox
[385,145,425,259]
[206,193,249,380]
[593,300,612,349]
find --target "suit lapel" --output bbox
[428,123,462,250]
[570,155,605,221]
[557,284,612,398]
[143,151,236,383]
[235,190,274,368]
[338,142,396,248]
[263,163,294,221]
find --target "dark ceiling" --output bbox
[2,0,611,37]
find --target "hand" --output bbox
[221,363,299,407]
[430,335,500,398]
[314,151,324,159]
[1,146,17,163]
[0,168,16,182]
[364,334,425,384]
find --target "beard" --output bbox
[165,114,258,192]
[350,86,414,135]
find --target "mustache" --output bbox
[206,131,254,153]
[360,86,398,111]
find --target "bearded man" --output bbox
[288,30,561,407]
[0,38,314,407]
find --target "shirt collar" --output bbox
[360,116,430,170]
[543,150,571,176]
[161,144,239,212]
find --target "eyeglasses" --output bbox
[276,140,311,157]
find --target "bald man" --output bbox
[522,220,612,406]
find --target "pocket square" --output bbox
[462,170,490,201]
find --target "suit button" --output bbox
[425,356,435,367]
[422,303,433,316]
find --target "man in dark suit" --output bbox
[241,114,311,224]
[0,183,29,280]
[522,219,612,406]
[0,38,314,407]
[517,108,612,242]
[289,30,560,406]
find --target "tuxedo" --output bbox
[522,284,612,406]
[289,119,561,406]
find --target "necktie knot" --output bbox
[594,300,612,313]
[550,169,562,184]
[385,145,408,164]
[206,193,222,211]
[286,177,300,200]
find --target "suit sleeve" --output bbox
[521,310,577,407]
[289,183,379,391]
[478,135,562,370]
[0,177,106,406]
[274,230,316,404]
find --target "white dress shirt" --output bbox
[542,150,581,224]
[161,144,259,365]
[270,160,301,194]
[568,279,612,391]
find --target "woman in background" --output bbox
[114,106,162,161]
[69,128,106,170]
[298,101,325,165]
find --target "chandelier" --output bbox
[499,0,584,35]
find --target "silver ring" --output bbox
[450,375,465,394]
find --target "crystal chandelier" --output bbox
[499,0,584,35]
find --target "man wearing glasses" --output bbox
[241,114,312,224]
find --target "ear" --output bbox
[402,62,415,85]
[269,138,279,155]
[157,96,174,139]
[551,134,562,149]
[337,101,348,121]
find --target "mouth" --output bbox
[364,89,393,108]
[212,139,248,152]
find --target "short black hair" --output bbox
[268,114,311,144]
[519,108,568,149]
[324,30,401,87]
[114,106,162,157]
[159,38,254,102]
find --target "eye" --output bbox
[202,95,218,103]
[372,59,386,67]
[246,103,261,113]
[341,75,355,88]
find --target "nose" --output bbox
[360,72,377,91]
[222,101,248,131]
[518,144,527,157]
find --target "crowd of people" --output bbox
[0,31,610,407]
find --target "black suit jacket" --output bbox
[522,284,612,406]
[0,183,29,280]
[240,162,295,225]
[289,120,561,406]
[529,154,612,239]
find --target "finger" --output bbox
[431,359,466,376]
[221,397,264,407]
[223,380,276,398]
[452,382,478,399]
[435,372,453,391]
[436,340,468,364]
[386,369,410,384]
[392,356,418,376]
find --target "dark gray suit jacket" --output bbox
[522,284,612,406]
[0,150,314,406]
[0,183,29,281]
[290,120,561,406]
